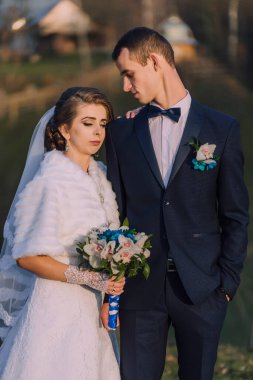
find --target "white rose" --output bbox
[196,143,216,161]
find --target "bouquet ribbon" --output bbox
[108,294,120,330]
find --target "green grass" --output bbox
[0,51,111,94]
[162,345,253,379]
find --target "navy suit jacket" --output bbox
[105,99,249,309]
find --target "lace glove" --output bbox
[64,265,108,292]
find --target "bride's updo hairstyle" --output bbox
[45,87,114,151]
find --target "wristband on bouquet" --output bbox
[108,294,120,330]
[104,286,120,330]
[64,265,108,292]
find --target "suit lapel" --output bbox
[134,107,165,189]
[167,99,204,186]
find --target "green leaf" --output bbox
[143,263,150,279]
[76,247,84,255]
[123,217,129,227]
[115,270,125,281]
[189,137,200,151]
[128,268,138,277]
[144,240,152,249]
[98,262,107,269]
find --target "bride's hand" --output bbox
[106,276,126,295]
[100,303,120,330]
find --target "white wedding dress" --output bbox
[0,150,121,380]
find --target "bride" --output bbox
[0,87,125,380]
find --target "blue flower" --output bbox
[206,162,217,170]
[192,158,217,172]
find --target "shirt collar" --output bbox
[150,90,191,118]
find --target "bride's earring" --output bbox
[65,140,70,152]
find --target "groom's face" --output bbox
[116,48,159,104]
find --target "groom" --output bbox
[101,27,249,380]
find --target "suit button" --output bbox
[164,201,170,206]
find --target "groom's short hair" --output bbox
[112,27,175,67]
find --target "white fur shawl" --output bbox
[12,150,119,259]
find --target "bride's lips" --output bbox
[90,141,101,146]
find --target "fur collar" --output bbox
[40,150,120,229]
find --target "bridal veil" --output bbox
[0,107,54,339]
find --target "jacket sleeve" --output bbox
[217,120,249,298]
[105,123,126,224]
[12,177,64,259]
[104,123,127,304]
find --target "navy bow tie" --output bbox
[148,105,181,123]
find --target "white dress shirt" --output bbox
[149,91,192,187]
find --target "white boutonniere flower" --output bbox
[189,138,219,171]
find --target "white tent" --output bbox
[38,0,91,36]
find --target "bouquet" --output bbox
[76,218,151,329]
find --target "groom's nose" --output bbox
[123,77,132,92]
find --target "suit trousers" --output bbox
[119,272,228,380]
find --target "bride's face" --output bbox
[60,103,107,158]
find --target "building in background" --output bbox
[159,15,197,62]
[35,0,93,54]
[0,0,102,60]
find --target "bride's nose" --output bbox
[94,125,103,135]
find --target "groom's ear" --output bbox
[149,53,160,71]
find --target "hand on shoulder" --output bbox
[116,106,144,119]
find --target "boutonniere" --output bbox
[189,137,219,171]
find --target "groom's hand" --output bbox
[116,107,143,119]
[125,107,143,119]
[100,303,120,331]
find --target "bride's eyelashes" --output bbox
[82,122,93,126]
[82,122,107,128]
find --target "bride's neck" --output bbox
[64,151,91,172]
